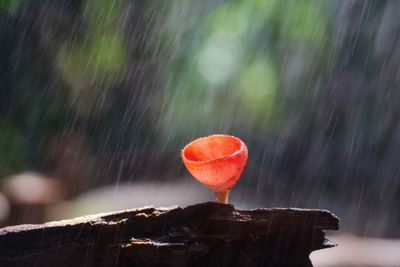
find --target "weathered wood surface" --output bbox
[0,202,339,267]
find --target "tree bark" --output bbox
[0,202,339,267]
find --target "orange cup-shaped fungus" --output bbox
[181,134,248,204]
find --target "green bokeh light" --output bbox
[238,59,279,115]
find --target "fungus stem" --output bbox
[215,190,229,204]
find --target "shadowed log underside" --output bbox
[0,202,339,267]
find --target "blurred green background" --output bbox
[0,0,399,238]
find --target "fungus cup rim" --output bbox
[181,134,247,167]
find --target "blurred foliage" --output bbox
[58,34,126,89]
[237,59,279,120]
[0,0,24,13]
[155,0,331,140]
[0,118,28,177]
[57,0,127,116]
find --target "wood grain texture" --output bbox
[0,202,339,267]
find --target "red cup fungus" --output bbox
[181,134,248,204]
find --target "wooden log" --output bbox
[0,202,339,267]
